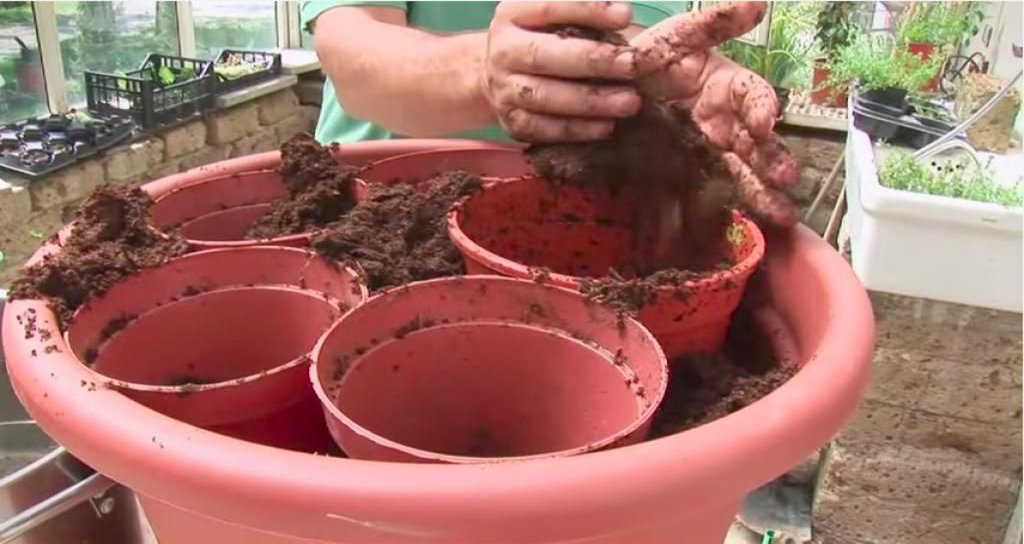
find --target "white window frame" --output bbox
[19,1,303,117]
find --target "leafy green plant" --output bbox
[879,148,1023,207]
[815,1,859,60]
[827,32,945,92]
[896,2,986,46]
[718,2,820,89]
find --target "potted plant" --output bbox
[845,125,1023,312]
[893,1,986,90]
[718,2,819,115]
[812,2,859,106]
[827,31,944,111]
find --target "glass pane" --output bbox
[57,1,180,106]
[300,20,313,50]
[194,2,277,59]
[0,2,49,124]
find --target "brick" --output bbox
[294,78,324,106]
[257,89,299,126]
[143,160,183,183]
[0,208,66,284]
[0,179,32,226]
[841,399,1022,473]
[914,356,1022,423]
[814,443,1018,543]
[207,103,260,145]
[162,121,207,158]
[105,139,165,182]
[230,131,278,158]
[177,146,230,171]
[28,160,105,211]
[814,496,1008,544]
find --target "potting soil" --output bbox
[651,307,798,437]
[312,171,482,292]
[9,186,188,329]
[245,133,359,239]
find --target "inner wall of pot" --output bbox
[179,204,274,242]
[458,177,744,277]
[149,171,286,235]
[92,288,336,386]
[336,322,641,458]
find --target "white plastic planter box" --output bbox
[845,127,1023,313]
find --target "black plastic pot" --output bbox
[852,108,900,140]
[860,87,908,112]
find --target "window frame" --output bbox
[18,1,303,118]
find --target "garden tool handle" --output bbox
[0,463,116,544]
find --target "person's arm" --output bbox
[312,7,494,137]
[312,3,649,142]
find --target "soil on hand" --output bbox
[245,133,359,239]
[651,307,798,437]
[526,27,736,275]
[312,171,482,292]
[8,186,188,329]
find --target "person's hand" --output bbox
[482,2,643,143]
[631,1,800,227]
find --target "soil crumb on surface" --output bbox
[651,308,798,437]
[312,171,482,292]
[9,186,188,329]
[579,269,698,315]
[245,133,359,239]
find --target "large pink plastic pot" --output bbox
[3,140,873,544]
[63,247,366,452]
[148,170,366,250]
[359,147,532,185]
[448,176,764,357]
[312,276,667,463]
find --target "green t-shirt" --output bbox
[301,1,684,144]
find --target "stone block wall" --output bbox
[814,292,1023,544]
[0,88,319,285]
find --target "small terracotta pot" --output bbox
[359,147,533,185]
[447,176,765,357]
[908,42,940,91]
[149,170,366,249]
[64,247,366,452]
[811,60,848,108]
[311,276,668,463]
[71,286,340,451]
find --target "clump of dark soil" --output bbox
[245,133,359,239]
[526,26,736,277]
[312,171,482,292]
[9,186,188,328]
[651,307,798,437]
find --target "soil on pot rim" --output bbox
[312,171,482,292]
[245,133,359,239]
[651,307,798,437]
[8,186,188,329]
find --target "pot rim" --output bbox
[446,177,766,293]
[357,146,528,182]
[69,285,342,395]
[308,275,669,464]
[2,140,874,539]
[150,168,370,248]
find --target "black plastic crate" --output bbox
[213,49,282,93]
[85,54,215,130]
